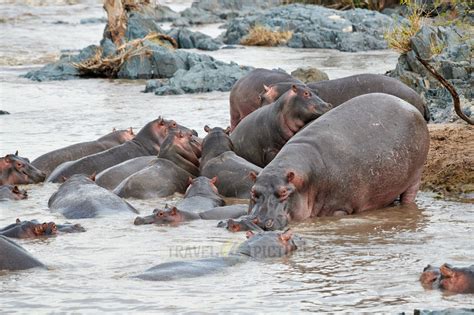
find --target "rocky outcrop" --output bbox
[223,4,395,52]
[388,25,473,123]
[291,67,329,83]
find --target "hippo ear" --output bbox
[170,207,178,216]
[187,177,193,187]
[89,172,96,181]
[12,186,20,193]
[16,218,21,224]
[128,127,134,135]
[4,155,12,163]
[246,231,255,239]
[286,171,303,188]
[248,171,258,183]
[15,150,18,156]
[61,176,68,183]
[224,126,231,135]
[210,176,218,185]
[112,127,116,132]
[280,229,293,243]
[204,125,211,133]
[291,85,298,93]
[263,84,270,92]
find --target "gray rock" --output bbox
[154,5,180,22]
[291,67,329,83]
[0,110,10,115]
[125,12,164,41]
[143,80,163,93]
[155,86,185,95]
[167,28,222,51]
[100,38,117,58]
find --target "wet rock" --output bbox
[99,38,117,58]
[177,7,222,26]
[167,28,222,51]
[0,110,10,115]
[223,4,394,52]
[125,12,164,41]
[80,17,107,24]
[291,67,329,83]
[143,79,163,93]
[410,308,474,315]
[154,5,180,22]
[389,25,473,123]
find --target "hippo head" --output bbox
[134,205,182,225]
[439,263,474,293]
[281,85,332,130]
[6,185,28,200]
[420,264,442,289]
[1,153,46,185]
[184,176,221,199]
[222,216,264,233]
[20,221,57,238]
[159,131,202,176]
[120,127,135,142]
[235,229,302,259]
[259,82,301,106]
[201,125,233,161]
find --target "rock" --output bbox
[177,7,222,26]
[143,79,163,93]
[291,67,329,83]
[155,86,185,95]
[411,308,474,315]
[80,17,107,24]
[125,12,164,41]
[389,25,473,123]
[0,110,10,115]
[167,28,222,51]
[222,4,394,52]
[100,38,117,58]
[154,5,180,22]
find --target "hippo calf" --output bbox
[0,185,28,200]
[49,174,137,219]
[247,93,429,230]
[0,235,45,271]
[134,230,301,281]
[32,128,135,177]
[1,152,46,185]
[175,176,225,213]
[230,84,332,168]
[421,264,474,294]
[0,218,85,238]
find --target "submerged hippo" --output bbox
[218,216,264,233]
[420,264,474,294]
[229,68,302,130]
[32,128,135,177]
[95,156,157,190]
[135,229,301,281]
[47,117,182,183]
[0,185,28,200]
[114,131,201,199]
[246,93,429,230]
[175,176,225,212]
[200,126,262,199]
[259,74,430,121]
[0,218,85,238]
[134,204,247,225]
[0,235,45,271]
[0,152,46,185]
[49,174,137,219]
[230,85,332,167]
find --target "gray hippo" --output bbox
[32,128,135,177]
[0,235,45,271]
[229,68,302,130]
[1,152,46,185]
[246,93,429,230]
[48,174,138,219]
[230,85,332,167]
[95,156,157,190]
[200,126,262,199]
[420,264,474,294]
[113,131,200,199]
[259,74,430,121]
[134,229,301,281]
[0,185,28,200]
[175,176,225,213]
[134,204,247,225]
[46,117,185,183]
[0,218,85,238]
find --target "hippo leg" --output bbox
[400,171,422,204]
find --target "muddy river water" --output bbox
[0,1,473,313]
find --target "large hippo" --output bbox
[230,85,332,167]
[134,230,301,281]
[200,126,262,199]
[247,93,429,230]
[47,117,181,183]
[420,264,474,294]
[229,68,302,130]
[0,235,45,271]
[0,185,28,200]
[49,174,138,218]
[0,152,46,185]
[133,204,247,225]
[259,74,430,121]
[95,156,157,190]
[32,128,135,177]
[113,132,200,199]
[175,176,224,212]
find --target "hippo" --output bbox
[200,126,262,199]
[246,93,429,230]
[95,156,157,190]
[0,219,85,238]
[134,204,247,225]
[46,117,184,183]
[229,68,303,130]
[0,152,46,185]
[0,235,45,271]
[230,85,332,167]
[32,128,135,177]
[259,74,430,121]
[175,176,225,213]
[113,131,201,199]
[217,216,264,233]
[0,185,28,200]
[420,264,474,294]
[134,229,301,281]
[48,174,138,219]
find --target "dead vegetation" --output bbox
[240,25,293,46]
[281,0,399,11]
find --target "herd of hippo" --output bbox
[1,70,472,293]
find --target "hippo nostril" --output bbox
[265,219,274,228]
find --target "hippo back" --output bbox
[0,235,45,271]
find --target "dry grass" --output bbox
[281,0,394,11]
[240,25,293,46]
[73,32,177,78]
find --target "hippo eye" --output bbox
[304,91,310,97]
[170,122,177,128]
[16,163,23,168]
[157,211,164,217]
